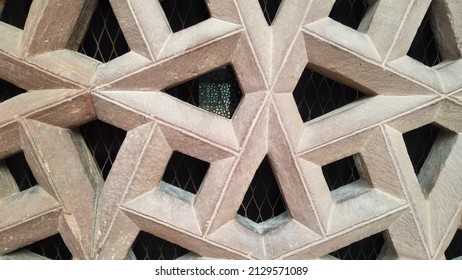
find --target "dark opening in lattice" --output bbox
[162,151,209,195]
[0,79,25,103]
[329,231,385,260]
[258,0,282,25]
[445,229,462,260]
[293,68,365,123]
[3,152,37,192]
[78,0,129,62]
[25,234,72,260]
[132,231,189,260]
[403,123,440,176]
[238,156,287,223]
[80,120,126,180]
[407,8,442,67]
[329,0,369,30]
[164,65,242,119]
[0,0,32,29]
[160,0,210,33]
[322,155,361,192]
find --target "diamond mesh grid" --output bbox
[293,68,365,123]
[3,152,37,192]
[329,0,368,30]
[132,231,189,260]
[403,123,440,175]
[258,0,282,25]
[407,8,442,67]
[238,156,287,223]
[329,232,385,260]
[162,151,209,194]
[0,0,32,29]
[160,0,210,33]
[1,0,460,261]
[78,0,129,62]
[25,234,72,260]
[322,155,361,192]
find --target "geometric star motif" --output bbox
[1,0,462,260]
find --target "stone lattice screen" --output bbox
[1,0,462,260]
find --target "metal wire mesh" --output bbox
[78,0,129,62]
[79,120,126,180]
[322,155,361,192]
[445,229,462,260]
[407,9,442,67]
[0,0,32,29]
[25,234,72,260]
[238,157,287,223]
[160,0,210,33]
[329,0,368,30]
[132,231,189,260]
[402,124,440,175]
[293,68,365,123]
[258,0,282,25]
[3,152,37,192]
[330,232,385,260]
[162,151,209,194]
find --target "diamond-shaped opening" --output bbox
[23,234,72,260]
[132,231,190,260]
[293,67,366,123]
[79,120,126,180]
[162,151,209,195]
[0,0,32,29]
[3,152,37,192]
[160,0,210,33]
[258,0,282,26]
[329,231,387,260]
[407,8,442,67]
[164,65,243,119]
[445,229,462,260]
[78,0,129,62]
[237,156,287,223]
[1,79,26,103]
[403,123,440,176]
[329,0,371,31]
[322,154,362,192]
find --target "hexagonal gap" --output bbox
[329,0,376,31]
[322,154,362,192]
[293,67,367,123]
[132,231,190,260]
[164,65,243,119]
[0,0,32,29]
[78,0,129,62]
[403,123,440,176]
[160,0,210,33]
[1,79,26,103]
[445,229,462,260]
[329,231,387,260]
[162,151,209,195]
[24,234,72,260]
[3,152,37,192]
[79,120,127,180]
[407,7,442,67]
[258,0,282,26]
[238,156,287,224]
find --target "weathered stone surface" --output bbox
[0,0,461,260]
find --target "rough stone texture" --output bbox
[0,0,461,260]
